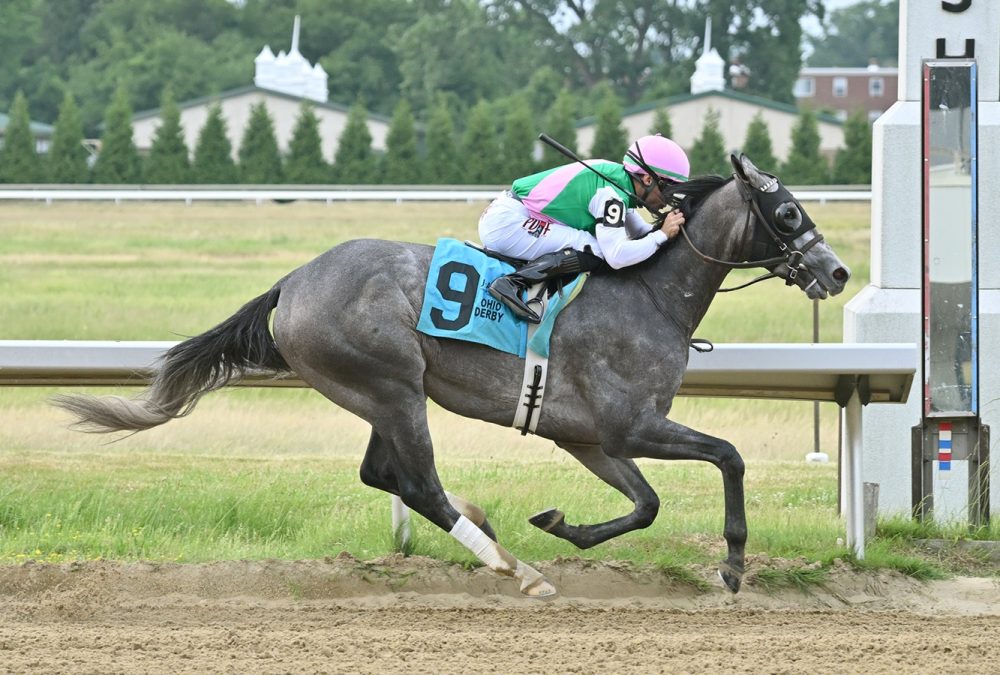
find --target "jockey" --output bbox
[479,134,690,323]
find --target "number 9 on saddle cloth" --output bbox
[416,238,592,358]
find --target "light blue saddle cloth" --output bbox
[416,238,585,358]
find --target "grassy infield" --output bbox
[1,201,996,588]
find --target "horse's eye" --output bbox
[782,206,798,221]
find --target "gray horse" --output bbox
[56,155,850,598]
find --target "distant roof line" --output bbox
[132,85,392,124]
[0,112,55,136]
[800,67,899,75]
[575,88,844,128]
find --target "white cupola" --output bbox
[690,17,726,94]
[253,15,329,103]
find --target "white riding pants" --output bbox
[478,192,604,260]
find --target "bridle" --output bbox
[673,172,826,293]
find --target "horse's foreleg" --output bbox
[360,430,497,540]
[530,443,660,549]
[603,416,747,593]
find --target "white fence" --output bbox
[0,186,872,205]
[0,339,915,558]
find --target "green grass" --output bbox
[0,200,990,585]
[0,439,843,569]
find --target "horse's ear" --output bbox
[730,153,747,179]
[733,153,770,189]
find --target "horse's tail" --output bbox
[53,285,289,433]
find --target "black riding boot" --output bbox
[488,248,601,323]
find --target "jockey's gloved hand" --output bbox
[657,209,685,240]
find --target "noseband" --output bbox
[677,174,825,292]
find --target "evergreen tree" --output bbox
[331,100,376,184]
[238,102,283,184]
[542,89,577,167]
[462,100,503,184]
[285,102,328,184]
[0,90,42,183]
[589,85,626,159]
[92,84,142,183]
[423,96,460,184]
[741,112,778,173]
[381,99,420,184]
[782,109,829,185]
[192,104,237,184]
[500,96,536,182]
[145,87,189,184]
[649,107,673,139]
[47,90,89,183]
[688,108,729,177]
[831,109,872,185]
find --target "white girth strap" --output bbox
[513,282,549,435]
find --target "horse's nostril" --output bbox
[833,267,850,282]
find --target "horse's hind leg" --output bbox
[360,429,498,540]
[530,443,660,549]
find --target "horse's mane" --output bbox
[664,174,732,220]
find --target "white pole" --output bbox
[391,495,411,551]
[842,389,866,559]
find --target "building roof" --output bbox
[0,112,55,136]
[575,88,844,128]
[131,85,392,124]
[799,66,899,76]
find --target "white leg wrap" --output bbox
[449,515,513,572]
[449,516,557,598]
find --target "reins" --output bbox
[673,174,825,293]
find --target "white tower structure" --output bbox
[690,17,726,94]
[253,15,328,103]
[845,1,1000,520]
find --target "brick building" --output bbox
[794,63,898,123]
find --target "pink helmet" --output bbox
[622,135,689,183]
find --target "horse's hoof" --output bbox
[521,575,558,600]
[528,508,565,532]
[718,560,744,594]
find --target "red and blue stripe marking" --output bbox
[938,422,952,471]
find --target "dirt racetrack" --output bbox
[1,554,998,674]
